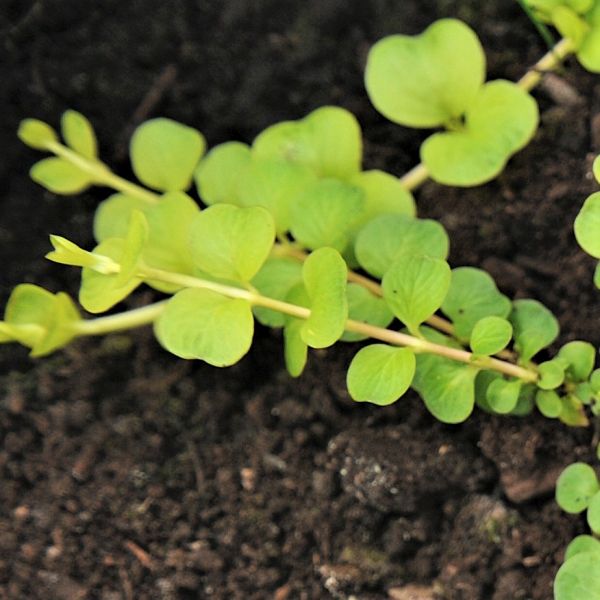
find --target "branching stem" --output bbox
[74,301,167,336]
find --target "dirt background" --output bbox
[1,1,600,598]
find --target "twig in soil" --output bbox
[124,540,156,571]
[114,64,178,162]
[186,438,205,493]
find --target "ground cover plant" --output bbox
[2,2,600,598]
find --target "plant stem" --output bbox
[399,163,430,191]
[74,301,167,336]
[45,141,159,204]
[139,266,538,383]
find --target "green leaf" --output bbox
[365,19,485,128]
[130,118,206,192]
[575,381,594,404]
[486,378,522,414]
[554,552,600,600]
[470,316,513,355]
[30,157,92,194]
[574,192,600,258]
[538,359,566,390]
[61,110,98,159]
[593,155,600,183]
[565,535,600,561]
[558,340,596,381]
[155,288,253,366]
[251,257,303,327]
[238,158,316,233]
[252,106,362,179]
[46,235,120,274]
[194,141,252,206]
[536,389,563,418]
[301,247,348,348]
[587,491,600,534]
[18,118,58,150]
[412,353,478,423]
[189,204,275,282]
[383,255,451,335]
[355,214,449,279]
[79,239,142,314]
[595,262,600,288]
[553,6,590,47]
[510,383,537,416]
[349,170,416,225]
[289,178,365,252]
[510,299,560,362]
[421,81,539,186]
[347,345,415,406]
[283,284,310,377]
[556,462,600,514]
[341,284,394,342]
[591,368,600,392]
[577,2,600,72]
[441,267,511,340]
[560,394,590,426]
[474,370,500,413]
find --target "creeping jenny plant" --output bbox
[6,14,600,598]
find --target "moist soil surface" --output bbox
[2,1,600,599]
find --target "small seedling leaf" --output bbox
[341,284,394,342]
[565,535,600,561]
[365,19,485,128]
[382,255,451,335]
[301,247,348,348]
[251,257,303,327]
[194,142,252,206]
[130,118,206,192]
[347,345,416,406]
[510,299,560,362]
[30,157,92,194]
[560,394,590,427]
[587,491,600,534]
[355,214,449,279]
[538,359,566,390]
[558,340,596,381]
[283,284,310,377]
[289,179,365,252]
[253,106,362,179]
[553,5,589,47]
[574,192,600,258]
[18,119,58,150]
[556,462,599,514]
[595,262,600,288]
[591,368,600,392]
[189,204,275,282]
[61,110,98,159]
[441,267,511,340]
[155,288,253,366]
[577,3,600,72]
[554,552,600,600]
[536,389,563,418]
[470,316,513,355]
[422,81,539,186]
[46,235,120,274]
[486,378,522,414]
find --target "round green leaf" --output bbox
[347,345,416,406]
[441,267,511,340]
[355,214,449,279]
[486,378,522,414]
[556,463,600,514]
[470,316,513,355]
[283,284,310,378]
[554,552,600,600]
[553,5,589,47]
[510,299,560,362]
[536,389,563,418]
[577,2,600,72]
[289,178,365,252]
[591,368,600,392]
[61,110,98,159]
[130,118,206,192]
[538,359,566,390]
[382,255,451,335]
[565,535,600,561]
[341,284,394,342]
[155,288,253,366]
[422,80,539,186]
[194,141,251,206]
[575,192,600,258]
[587,491,600,534]
[301,247,348,348]
[558,340,596,382]
[365,19,485,128]
[30,157,92,195]
[189,204,275,282]
[252,106,362,179]
[18,119,58,150]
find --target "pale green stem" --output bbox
[139,265,538,383]
[74,301,167,336]
[399,163,430,191]
[45,141,159,204]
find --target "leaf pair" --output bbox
[0,284,80,357]
[365,19,539,186]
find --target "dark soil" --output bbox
[2,1,600,599]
